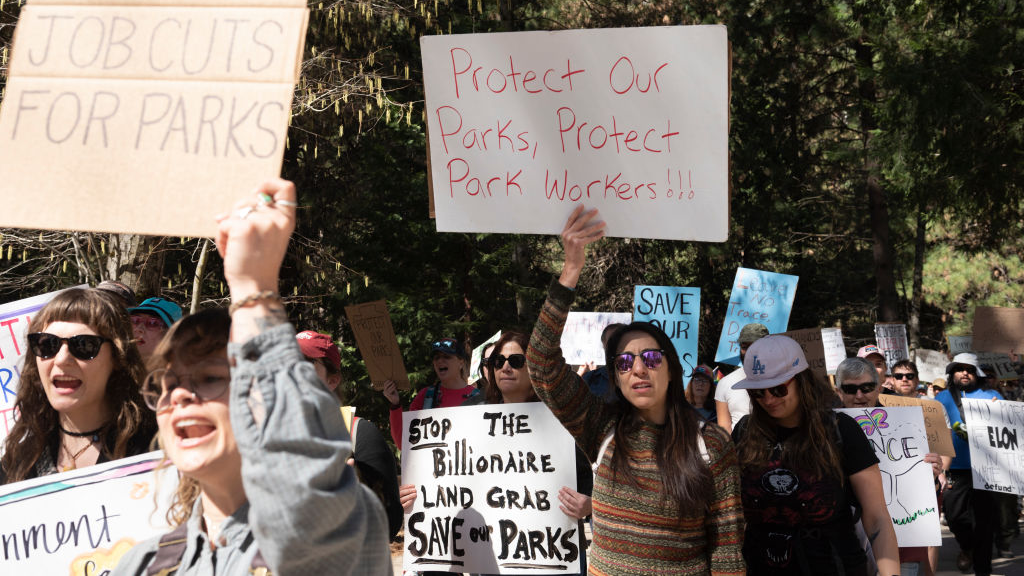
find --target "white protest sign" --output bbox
[963,398,1024,495]
[401,403,580,574]
[976,352,1020,381]
[836,407,941,546]
[560,312,632,366]
[913,349,949,384]
[421,26,730,241]
[874,323,910,369]
[470,331,502,382]
[821,327,846,375]
[947,335,972,356]
[0,0,309,237]
[0,451,177,574]
[0,287,83,445]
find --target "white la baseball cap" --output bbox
[733,335,809,389]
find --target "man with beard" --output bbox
[935,353,1004,575]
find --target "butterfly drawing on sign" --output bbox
[854,408,889,436]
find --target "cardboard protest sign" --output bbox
[0,287,82,446]
[947,335,973,356]
[874,323,910,369]
[401,403,580,574]
[878,394,955,457]
[714,267,798,365]
[633,286,700,379]
[821,327,847,375]
[782,328,828,384]
[976,352,1021,381]
[421,26,730,242]
[0,0,309,237]
[344,300,410,391]
[470,331,502,382]
[560,311,632,366]
[962,398,1024,495]
[0,451,177,574]
[972,307,1024,355]
[836,407,941,546]
[914,349,950,384]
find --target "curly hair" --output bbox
[736,369,844,482]
[484,331,535,405]
[603,322,713,515]
[149,307,231,526]
[1,288,156,483]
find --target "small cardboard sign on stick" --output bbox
[972,307,1024,355]
[878,394,955,458]
[0,0,309,237]
[345,300,410,391]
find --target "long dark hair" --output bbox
[1,288,156,483]
[737,368,844,482]
[484,331,535,405]
[603,322,713,514]
[151,307,231,526]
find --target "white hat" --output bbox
[947,352,987,378]
[733,335,809,389]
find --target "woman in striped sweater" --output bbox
[526,206,745,575]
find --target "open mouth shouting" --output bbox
[51,375,83,395]
[172,416,217,448]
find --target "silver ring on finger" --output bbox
[236,206,254,219]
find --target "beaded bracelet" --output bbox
[229,290,282,314]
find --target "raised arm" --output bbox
[216,180,391,575]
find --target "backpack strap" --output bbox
[422,383,441,410]
[146,523,189,576]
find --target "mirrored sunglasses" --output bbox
[28,332,110,360]
[130,315,166,331]
[613,349,665,373]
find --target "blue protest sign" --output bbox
[633,286,701,380]
[714,268,799,365]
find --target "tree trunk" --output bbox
[103,234,166,297]
[856,40,900,322]
[908,204,926,348]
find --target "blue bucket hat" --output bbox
[128,297,183,329]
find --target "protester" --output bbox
[928,378,946,399]
[112,180,390,575]
[715,323,769,433]
[934,353,1003,575]
[382,336,481,448]
[129,297,184,360]
[686,364,717,422]
[96,280,138,307]
[858,344,889,389]
[0,287,156,483]
[296,329,403,541]
[836,357,950,576]
[471,340,497,390]
[891,359,923,398]
[526,206,744,574]
[732,336,899,575]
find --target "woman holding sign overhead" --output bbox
[0,288,156,484]
[526,206,744,575]
[111,180,390,576]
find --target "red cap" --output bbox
[296,330,341,372]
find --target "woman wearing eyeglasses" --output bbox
[731,336,899,575]
[111,179,390,575]
[0,288,156,484]
[526,206,744,575]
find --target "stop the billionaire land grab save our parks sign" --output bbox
[421,26,730,242]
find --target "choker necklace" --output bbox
[58,423,104,444]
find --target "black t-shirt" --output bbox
[733,412,878,576]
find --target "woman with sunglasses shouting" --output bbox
[731,336,899,575]
[0,288,157,484]
[111,179,390,575]
[526,206,745,575]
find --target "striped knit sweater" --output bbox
[527,279,745,575]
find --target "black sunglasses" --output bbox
[613,349,665,373]
[893,372,918,380]
[28,332,110,360]
[491,354,526,370]
[840,382,877,395]
[747,381,791,399]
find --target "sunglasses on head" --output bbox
[840,382,877,395]
[747,381,791,399]
[433,339,458,352]
[613,349,665,373]
[893,372,917,380]
[28,332,110,360]
[491,354,526,370]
